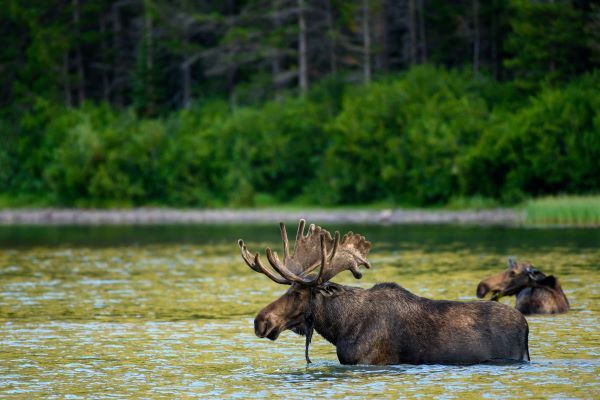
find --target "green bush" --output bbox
[319,66,488,205]
[2,66,598,209]
[216,96,329,205]
[463,71,600,203]
[159,100,230,206]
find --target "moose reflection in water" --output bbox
[477,258,570,315]
[238,220,530,365]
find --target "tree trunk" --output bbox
[63,52,72,107]
[73,0,85,104]
[145,8,153,71]
[182,61,191,108]
[491,2,498,79]
[100,15,110,101]
[325,0,337,74]
[407,0,417,66]
[112,3,123,107]
[298,0,308,94]
[272,0,282,91]
[144,4,154,113]
[417,0,427,63]
[228,64,237,107]
[472,0,480,76]
[228,0,238,107]
[373,0,388,71]
[182,22,191,109]
[362,0,371,84]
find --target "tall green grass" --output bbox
[525,196,600,226]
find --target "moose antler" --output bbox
[238,239,290,285]
[318,231,372,283]
[238,220,372,286]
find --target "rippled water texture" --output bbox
[1,225,599,398]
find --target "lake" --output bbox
[0,224,598,398]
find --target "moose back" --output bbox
[239,220,530,365]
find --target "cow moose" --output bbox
[477,258,569,315]
[238,220,530,365]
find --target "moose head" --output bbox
[476,258,556,301]
[238,220,371,362]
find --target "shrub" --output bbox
[2,66,597,209]
[463,71,600,203]
[319,65,488,205]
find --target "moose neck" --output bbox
[310,283,364,346]
[517,279,568,304]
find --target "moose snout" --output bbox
[476,282,490,298]
[254,318,269,338]
[254,313,281,340]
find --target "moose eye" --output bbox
[509,271,516,277]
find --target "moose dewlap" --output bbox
[238,220,530,365]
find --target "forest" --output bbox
[1,0,598,207]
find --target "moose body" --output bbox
[256,282,529,365]
[312,283,528,365]
[477,259,569,315]
[240,220,530,365]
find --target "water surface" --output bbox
[0,224,598,398]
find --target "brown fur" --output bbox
[243,221,530,365]
[255,282,530,365]
[476,258,569,315]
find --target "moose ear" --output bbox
[508,257,518,269]
[537,275,557,288]
[526,266,548,282]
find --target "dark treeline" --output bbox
[0,0,598,207]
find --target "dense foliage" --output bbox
[0,0,598,207]
[1,66,598,207]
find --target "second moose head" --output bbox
[476,258,569,315]
[238,219,371,363]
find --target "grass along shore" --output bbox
[524,196,600,226]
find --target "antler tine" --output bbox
[329,231,340,262]
[266,235,326,287]
[237,239,290,285]
[295,219,306,246]
[253,253,291,285]
[315,233,327,283]
[266,248,306,285]
[279,222,290,263]
[238,239,259,272]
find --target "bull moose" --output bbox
[477,258,569,315]
[238,220,530,365]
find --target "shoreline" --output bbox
[0,208,522,226]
